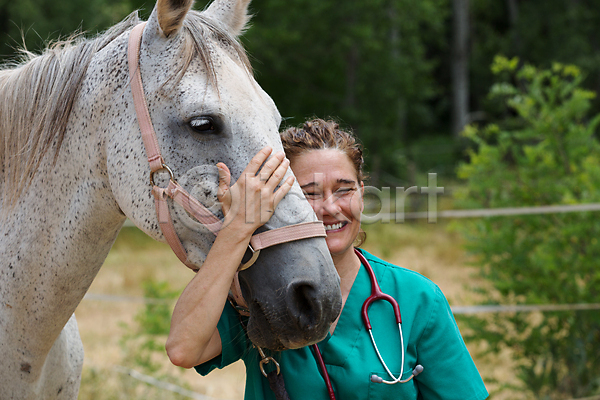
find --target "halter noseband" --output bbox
[126,23,326,272]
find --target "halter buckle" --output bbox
[238,243,260,271]
[150,163,175,187]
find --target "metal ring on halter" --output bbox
[259,356,280,377]
[150,164,175,187]
[238,243,260,271]
[257,346,280,377]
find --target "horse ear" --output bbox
[203,0,252,37]
[154,0,195,37]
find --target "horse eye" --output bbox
[189,117,217,134]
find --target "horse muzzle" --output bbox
[237,238,342,350]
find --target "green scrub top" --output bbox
[196,249,489,400]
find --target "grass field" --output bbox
[75,221,520,399]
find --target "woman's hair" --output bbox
[280,118,367,246]
[280,118,365,182]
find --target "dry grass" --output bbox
[75,223,518,399]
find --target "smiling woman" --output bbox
[173,118,489,400]
[282,123,365,265]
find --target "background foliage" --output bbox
[455,57,600,398]
[2,0,600,184]
[244,0,450,185]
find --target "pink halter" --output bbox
[127,23,326,272]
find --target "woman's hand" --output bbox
[217,147,294,236]
[166,147,294,369]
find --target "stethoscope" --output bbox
[310,248,424,400]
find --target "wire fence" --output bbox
[112,202,600,320]
[452,303,600,314]
[112,366,227,400]
[83,293,600,315]
[399,202,600,219]
[123,203,600,227]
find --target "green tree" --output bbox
[455,56,600,398]
[469,0,600,121]
[0,0,150,61]
[244,0,449,184]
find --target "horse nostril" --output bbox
[287,281,323,331]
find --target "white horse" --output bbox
[0,0,342,398]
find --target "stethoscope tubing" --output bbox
[310,249,423,400]
[311,344,336,400]
[357,249,403,329]
[356,249,411,384]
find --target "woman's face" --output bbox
[290,149,363,261]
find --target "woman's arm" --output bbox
[165,147,293,369]
[415,286,488,399]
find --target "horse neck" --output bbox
[0,40,130,356]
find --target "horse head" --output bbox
[109,0,342,350]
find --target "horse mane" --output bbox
[0,12,141,209]
[0,9,252,210]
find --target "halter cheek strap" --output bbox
[127,23,326,271]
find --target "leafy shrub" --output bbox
[454,56,600,399]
